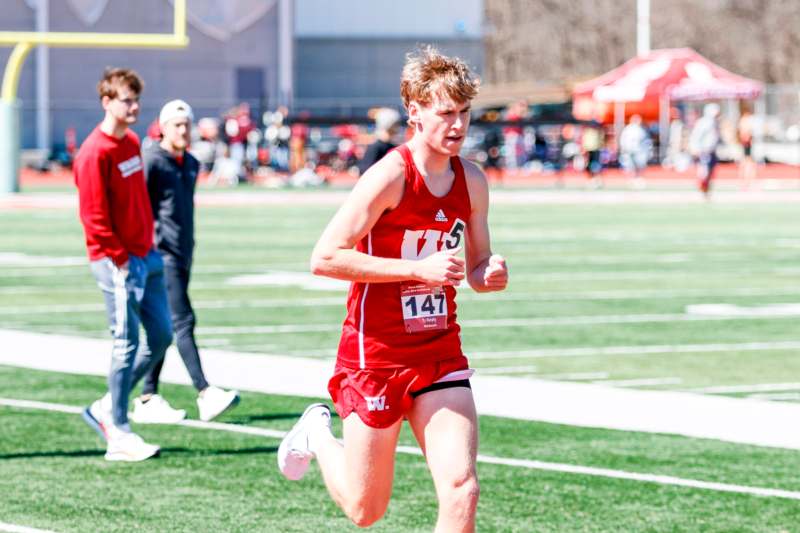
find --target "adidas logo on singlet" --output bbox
[435,209,448,222]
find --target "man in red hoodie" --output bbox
[74,68,172,462]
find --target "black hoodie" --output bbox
[144,143,199,269]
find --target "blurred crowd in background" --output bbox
[43,97,797,189]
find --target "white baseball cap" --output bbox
[375,108,401,132]
[159,99,194,127]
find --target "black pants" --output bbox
[142,262,209,394]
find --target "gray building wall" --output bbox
[2,0,484,147]
[2,0,280,148]
[294,38,484,115]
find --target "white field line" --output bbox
[0,329,790,369]
[477,365,538,375]
[1,251,779,273]
[4,285,800,303]
[469,340,800,360]
[226,272,349,291]
[0,267,793,282]
[0,270,90,278]
[535,372,610,381]
[9,294,800,317]
[0,398,82,414]
[0,253,85,267]
[689,383,800,394]
[177,418,285,439]
[686,303,800,316]
[195,312,800,335]
[594,377,683,387]
[3,329,800,450]
[0,252,740,269]
[466,453,800,502]
[0,298,345,316]
[196,338,231,347]
[490,270,796,282]
[2,397,800,503]
[6,189,800,210]
[456,287,800,301]
[506,251,800,263]
[748,392,800,401]
[0,304,104,315]
[0,523,58,533]
[198,324,341,334]
[478,368,610,383]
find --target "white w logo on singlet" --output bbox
[400,218,467,260]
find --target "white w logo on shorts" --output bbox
[365,396,388,411]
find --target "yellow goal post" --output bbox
[0,0,190,193]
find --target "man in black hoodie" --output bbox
[132,99,240,423]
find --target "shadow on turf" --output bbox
[159,445,279,457]
[0,446,278,460]
[227,411,339,424]
[0,448,105,459]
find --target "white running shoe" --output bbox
[197,386,240,422]
[130,394,187,424]
[278,403,331,481]
[104,426,160,462]
[81,393,113,441]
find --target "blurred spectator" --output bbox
[582,121,604,188]
[665,115,693,172]
[481,127,503,182]
[264,108,291,171]
[619,114,651,188]
[65,127,77,163]
[222,103,254,182]
[559,123,580,186]
[144,119,161,151]
[689,103,721,198]
[190,117,225,172]
[531,129,548,163]
[331,123,361,172]
[737,107,756,189]
[503,100,528,169]
[245,129,262,172]
[289,122,309,173]
[207,146,241,186]
[358,108,401,175]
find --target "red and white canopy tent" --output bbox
[572,48,764,159]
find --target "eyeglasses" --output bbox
[115,96,140,106]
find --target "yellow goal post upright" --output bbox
[0,0,189,194]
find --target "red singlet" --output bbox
[337,144,472,369]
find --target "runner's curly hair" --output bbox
[400,45,479,112]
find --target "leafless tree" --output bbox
[484,0,800,85]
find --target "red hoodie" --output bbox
[74,126,154,266]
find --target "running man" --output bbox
[689,103,721,199]
[129,99,240,424]
[277,47,509,531]
[75,68,172,461]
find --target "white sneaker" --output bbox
[130,394,187,424]
[278,403,331,481]
[197,386,240,422]
[81,393,113,441]
[105,426,160,462]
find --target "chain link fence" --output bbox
[756,84,800,165]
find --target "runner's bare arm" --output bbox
[311,152,465,285]
[462,159,508,292]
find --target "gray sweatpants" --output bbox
[90,249,173,429]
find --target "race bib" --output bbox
[401,283,447,333]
